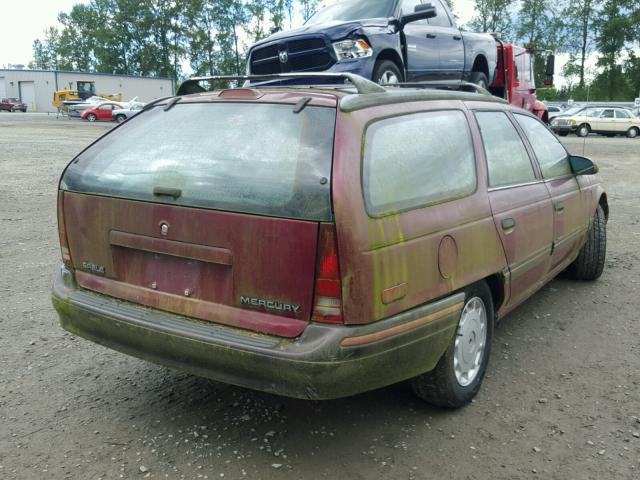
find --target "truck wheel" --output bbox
[565,205,606,281]
[469,72,489,90]
[576,124,590,137]
[410,281,494,408]
[373,60,403,85]
[626,127,639,138]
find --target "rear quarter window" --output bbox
[363,110,476,216]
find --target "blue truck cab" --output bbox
[247,0,498,87]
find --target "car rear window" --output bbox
[363,110,476,216]
[61,102,336,221]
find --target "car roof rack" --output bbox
[381,80,492,96]
[176,73,386,96]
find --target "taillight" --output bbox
[312,224,343,324]
[57,190,73,267]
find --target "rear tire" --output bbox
[115,114,126,123]
[469,72,489,90]
[576,124,590,137]
[373,60,403,85]
[565,205,606,281]
[626,127,639,138]
[410,281,494,408]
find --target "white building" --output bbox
[0,69,174,113]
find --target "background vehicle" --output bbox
[113,103,145,123]
[547,105,563,119]
[246,0,497,87]
[53,73,607,408]
[0,98,28,112]
[488,40,554,122]
[80,102,126,122]
[550,106,640,137]
[52,81,123,111]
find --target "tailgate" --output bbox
[63,192,319,337]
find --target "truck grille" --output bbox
[250,36,335,75]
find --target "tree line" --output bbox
[31,0,640,100]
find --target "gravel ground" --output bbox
[1,113,639,480]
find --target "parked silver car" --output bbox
[113,103,144,123]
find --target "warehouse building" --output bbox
[0,69,174,113]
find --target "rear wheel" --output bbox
[565,205,606,281]
[373,60,403,85]
[576,124,590,137]
[115,114,127,123]
[469,72,489,90]
[626,127,639,138]
[410,281,494,408]
[557,132,569,137]
[87,113,97,122]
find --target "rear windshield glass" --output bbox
[61,102,336,221]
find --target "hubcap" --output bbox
[630,129,637,138]
[454,297,487,387]
[378,70,399,84]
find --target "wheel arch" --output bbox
[375,49,404,72]
[482,272,506,319]
[598,193,609,222]
[471,54,489,78]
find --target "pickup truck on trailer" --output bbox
[247,0,497,88]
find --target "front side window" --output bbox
[475,111,536,187]
[514,113,571,178]
[601,109,614,118]
[428,0,452,27]
[363,110,476,216]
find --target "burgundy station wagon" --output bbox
[52,74,607,407]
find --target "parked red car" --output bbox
[0,98,27,112]
[53,73,607,407]
[80,102,125,122]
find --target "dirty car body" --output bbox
[53,75,607,406]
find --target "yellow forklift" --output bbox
[52,80,122,110]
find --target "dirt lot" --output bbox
[1,113,639,480]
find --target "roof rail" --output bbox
[176,73,386,96]
[381,80,492,96]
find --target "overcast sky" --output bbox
[0,0,583,86]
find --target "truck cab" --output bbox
[246,0,497,87]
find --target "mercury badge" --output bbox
[159,221,169,236]
[279,50,288,64]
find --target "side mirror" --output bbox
[401,3,436,27]
[544,54,555,86]
[569,155,599,175]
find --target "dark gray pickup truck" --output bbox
[247,0,498,87]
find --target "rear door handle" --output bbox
[453,35,462,40]
[554,201,564,212]
[426,33,437,39]
[501,218,516,231]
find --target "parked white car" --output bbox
[550,106,640,138]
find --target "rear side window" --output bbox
[475,111,536,187]
[514,113,571,178]
[61,103,336,221]
[363,110,475,216]
[616,109,631,119]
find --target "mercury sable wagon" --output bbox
[52,73,607,408]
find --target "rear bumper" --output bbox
[52,267,462,400]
